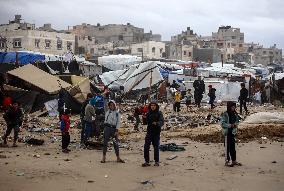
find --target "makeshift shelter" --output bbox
[100,61,164,93]
[7,64,71,94]
[0,51,45,65]
[183,80,242,102]
[79,61,102,77]
[98,55,141,71]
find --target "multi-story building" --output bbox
[167,42,193,61]
[193,48,222,63]
[252,44,282,66]
[131,41,165,60]
[71,23,161,56]
[0,15,75,55]
[212,26,244,54]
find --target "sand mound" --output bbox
[243,112,284,124]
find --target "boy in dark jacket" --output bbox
[221,101,242,167]
[142,101,164,167]
[239,83,249,115]
[2,101,23,147]
[60,110,71,153]
[208,85,216,109]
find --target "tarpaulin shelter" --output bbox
[0,51,45,65]
[7,64,71,94]
[98,55,141,71]
[100,61,164,93]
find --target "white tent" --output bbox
[98,55,142,71]
[100,61,163,93]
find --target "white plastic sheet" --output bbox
[98,55,142,71]
[100,61,163,92]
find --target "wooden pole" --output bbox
[149,69,153,102]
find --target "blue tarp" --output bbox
[0,52,45,65]
[159,67,169,79]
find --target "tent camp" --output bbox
[100,61,164,93]
[7,64,71,94]
[98,55,142,71]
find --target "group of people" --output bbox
[1,79,248,168]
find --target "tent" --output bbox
[7,64,71,94]
[98,55,141,71]
[100,61,164,93]
[0,51,45,65]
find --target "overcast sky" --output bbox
[1,0,283,50]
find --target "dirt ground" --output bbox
[0,103,284,191]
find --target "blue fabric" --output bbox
[159,68,169,78]
[60,120,65,132]
[94,95,104,109]
[0,52,45,65]
[89,97,96,106]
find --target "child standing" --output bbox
[60,110,71,153]
[185,89,193,111]
[220,102,242,167]
[208,85,216,109]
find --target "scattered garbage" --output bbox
[25,138,44,145]
[166,155,178,160]
[160,143,185,152]
[16,172,25,176]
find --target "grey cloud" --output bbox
[0,0,283,49]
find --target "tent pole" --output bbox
[149,69,152,102]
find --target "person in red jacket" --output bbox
[60,110,71,153]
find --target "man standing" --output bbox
[2,101,23,147]
[83,98,97,144]
[80,93,93,144]
[193,75,205,108]
[239,83,249,115]
[142,101,164,167]
[101,100,124,163]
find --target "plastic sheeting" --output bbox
[0,51,45,65]
[183,80,242,102]
[100,61,164,93]
[98,55,141,71]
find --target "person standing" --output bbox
[173,89,181,113]
[101,100,124,163]
[2,101,23,147]
[60,110,71,153]
[142,101,164,167]
[208,85,216,109]
[185,89,193,111]
[83,98,97,144]
[239,83,249,115]
[221,101,242,167]
[80,93,93,144]
[193,75,205,108]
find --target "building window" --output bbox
[188,52,192,57]
[231,43,236,47]
[239,44,243,48]
[137,48,143,52]
[217,43,223,47]
[45,40,51,49]
[240,37,244,41]
[13,38,22,48]
[152,47,155,53]
[183,51,187,56]
[0,39,6,49]
[160,48,163,54]
[269,51,273,54]
[118,35,123,41]
[263,51,266,54]
[67,42,72,50]
[90,48,94,54]
[231,36,236,39]
[57,40,62,50]
[35,39,40,48]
